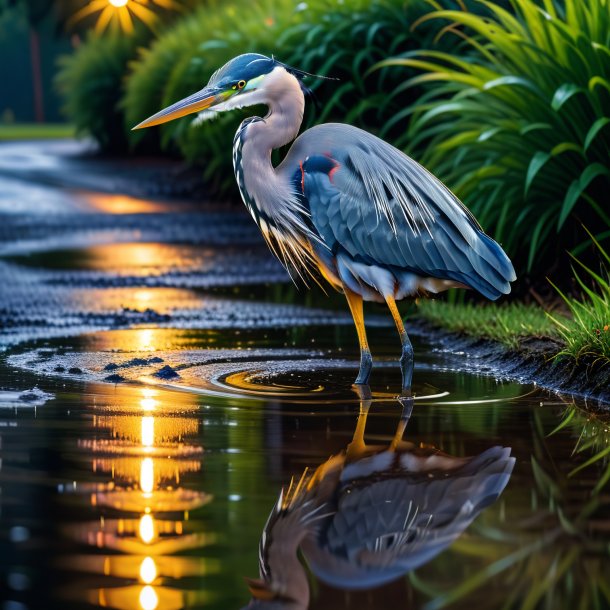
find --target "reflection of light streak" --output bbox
[139,514,155,544]
[137,329,155,352]
[141,388,158,412]
[141,398,157,411]
[140,557,157,584]
[141,417,154,448]
[139,585,159,610]
[140,459,154,494]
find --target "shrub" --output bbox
[124,0,299,194]
[124,0,465,196]
[378,0,610,278]
[56,31,149,153]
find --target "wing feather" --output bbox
[286,124,516,299]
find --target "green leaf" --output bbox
[483,75,544,99]
[525,151,551,195]
[558,163,610,229]
[584,117,610,152]
[551,83,586,111]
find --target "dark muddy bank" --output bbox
[419,321,610,407]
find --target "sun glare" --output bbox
[69,0,181,35]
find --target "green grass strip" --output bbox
[417,300,561,349]
[0,124,76,140]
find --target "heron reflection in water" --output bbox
[134,53,516,393]
[243,391,515,608]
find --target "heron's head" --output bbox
[133,53,311,130]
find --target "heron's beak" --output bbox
[132,86,223,130]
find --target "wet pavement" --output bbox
[0,141,609,610]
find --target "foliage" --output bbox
[417,300,561,348]
[123,0,300,193]
[412,404,610,610]
[124,0,465,195]
[378,0,610,277]
[56,31,149,152]
[550,232,610,363]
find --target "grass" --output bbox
[550,232,610,363]
[417,300,561,349]
[56,31,153,153]
[377,0,610,279]
[0,123,76,140]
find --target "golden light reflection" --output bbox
[67,243,208,276]
[137,329,155,352]
[62,385,213,610]
[139,514,155,544]
[83,193,160,214]
[139,557,157,584]
[140,458,154,494]
[141,417,154,448]
[139,585,158,610]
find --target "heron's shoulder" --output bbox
[289,122,407,169]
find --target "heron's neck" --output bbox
[234,67,305,226]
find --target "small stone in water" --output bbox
[104,374,126,384]
[153,365,180,379]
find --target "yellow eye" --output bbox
[237,80,246,89]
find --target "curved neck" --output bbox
[233,66,316,281]
[234,68,304,207]
[247,66,305,155]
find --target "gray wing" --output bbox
[301,446,515,589]
[284,124,516,299]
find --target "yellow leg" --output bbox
[346,398,371,460]
[343,285,372,386]
[384,295,414,394]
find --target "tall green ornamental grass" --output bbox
[551,232,610,363]
[378,0,610,278]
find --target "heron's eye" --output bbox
[237,80,246,89]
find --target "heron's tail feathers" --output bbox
[463,232,516,300]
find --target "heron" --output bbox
[242,393,515,607]
[134,53,516,393]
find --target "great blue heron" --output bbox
[242,393,515,607]
[134,53,516,392]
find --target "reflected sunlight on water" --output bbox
[82,193,171,215]
[58,387,215,609]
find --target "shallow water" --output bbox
[0,170,609,609]
[1,325,609,610]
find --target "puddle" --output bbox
[0,172,608,609]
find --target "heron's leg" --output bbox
[346,384,372,460]
[389,396,414,451]
[384,295,414,395]
[343,286,372,386]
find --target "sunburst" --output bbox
[68,0,181,35]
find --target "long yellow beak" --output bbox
[132,87,222,130]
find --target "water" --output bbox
[0,163,608,609]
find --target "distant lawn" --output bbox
[0,123,76,140]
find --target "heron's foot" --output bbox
[399,343,414,395]
[397,395,414,419]
[354,349,373,386]
[351,383,372,402]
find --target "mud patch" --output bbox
[421,321,610,407]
